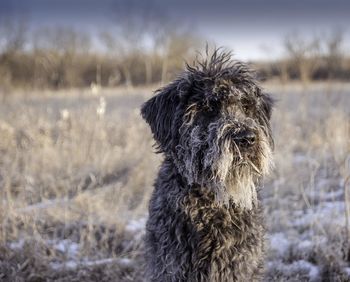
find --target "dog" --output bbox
[141,49,274,281]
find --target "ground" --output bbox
[0,83,349,281]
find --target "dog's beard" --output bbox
[174,120,273,208]
[211,133,273,208]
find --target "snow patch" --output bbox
[16,198,70,213]
[293,260,320,280]
[8,239,25,250]
[268,260,320,281]
[125,217,146,233]
[50,257,133,270]
[269,233,290,257]
[52,239,79,258]
[292,201,345,228]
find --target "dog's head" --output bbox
[141,49,274,207]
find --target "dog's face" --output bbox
[141,51,274,207]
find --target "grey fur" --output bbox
[141,49,274,281]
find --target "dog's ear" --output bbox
[141,80,182,152]
[260,93,274,120]
[259,92,275,148]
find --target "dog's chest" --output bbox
[182,190,260,248]
[180,191,263,280]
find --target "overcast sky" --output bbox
[1,0,349,60]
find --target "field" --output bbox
[0,82,349,281]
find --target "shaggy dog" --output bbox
[141,49,274,282]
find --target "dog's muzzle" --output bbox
[233,129,256,148]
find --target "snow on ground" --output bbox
[292,201,345,229]
[267,260,320,281]
[9,239,25,250]
[263,148,350,280]
[50,257,133,270]
[7,229,143,272]
[269,232,291,258]
[51,239,80,258]
[125,217,147,233]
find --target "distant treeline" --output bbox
[0,21,201,90]
[0,41,198,89]
[256,30,350,82]
[0,21,349,90]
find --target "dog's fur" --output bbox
[141,49,274,281]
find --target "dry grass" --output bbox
[0,82,349,281]
[0,89,158,281]
[262,82,350,281]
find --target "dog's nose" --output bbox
[233,130,256,147]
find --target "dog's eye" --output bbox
[219,86,229,95]
[241,100,250,112]
[203,104,220,118]
[221,87,228,93]
[241,98,255,113]
[214,84,229,96]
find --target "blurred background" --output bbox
[0,0,349,281]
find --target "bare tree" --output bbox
[33,26,90,54]
[146,12,201,84]
[100,1,156,87]
[324,28,344,79]
[160,30,201,83]
[101,1,202,86]
[100,30,136,87]
[0,18,27,91]
[33,27,91,88]
[0,18,27,54]
[284,31,320,83]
